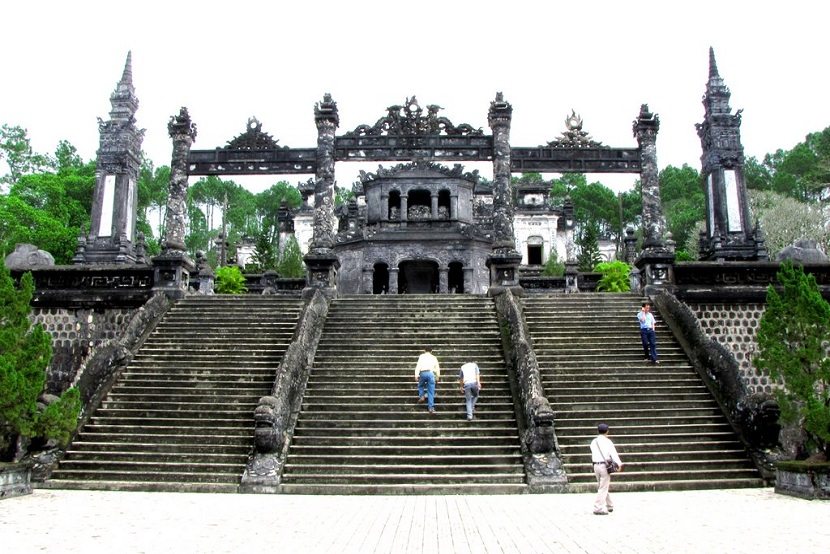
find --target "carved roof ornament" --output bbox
[344,96,483,137]
[358,161,480,184]
[225,117,283,150]
[546,110,603,148]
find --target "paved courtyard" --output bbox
[2,487,827,553]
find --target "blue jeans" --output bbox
[640,328,658,361]
[418,371,436,410]
[463,383,480,419]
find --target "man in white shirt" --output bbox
[458,362,483,421]
[414,347,441,414]
[589,422,624,515]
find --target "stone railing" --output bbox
[492,289,566,490]
[653,290,779,481]
[15,265,155,308]
[519,271,600,293]
[241,289,330,492]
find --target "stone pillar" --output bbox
[486,92,522,292]
[400,195,408,226]
[450,194,458,220]
[76,52,144,265]
[389,267,399,294]
[361,266,373,294]
[695,48,767,261]
[153,107,197,299]
[438,267,449,293]
[381,192,389,222]
[431,193,439,220]
[623,226,638,264]
[303,94,340,296]
[463,268,474,294]
[633,104,675,296]
[633,104,664,250]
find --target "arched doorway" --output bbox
[448,261,464,293]
[398,260,438,294]
[373,262,389,294]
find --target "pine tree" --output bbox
[577,221,603,272]
[754,261,830,459]
[277,235,305,278]
[0,267,80,461]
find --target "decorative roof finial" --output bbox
[708,46,719,79]
[121,51,133,87]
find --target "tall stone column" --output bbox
[389,267,399,294]
[695,48,767,261]
[400,195,408,226]
[438,267,449,293]
[450,194,458,220]
[153,107,197,298]
[75,52,144,265]
[431,193,439,220]
[303,93,340,295]
[633,104,674,295]
[633,104,664,250]
[486,92,522,293]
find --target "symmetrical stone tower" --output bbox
[696,48,767,261]
[74,52,144,265]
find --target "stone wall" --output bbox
[686,302,770,394]
[30,307,138,394]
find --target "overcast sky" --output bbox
[2,0,828,193]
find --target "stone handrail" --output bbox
[492,289,566,489]
[241,289,330,492]
[652,290,779,481]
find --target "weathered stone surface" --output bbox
[4,244,55,270]
[777,239,829,263]
[0,463,32,499]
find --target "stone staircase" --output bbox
[280,295,526,494]
[46,295,302,493]
[523,293,764,492]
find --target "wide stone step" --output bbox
[563,467,762,483]
[291,435,518,447]
[559,440,745,454]
[74,432,251,445]
[94,407,255,419]
[67,440,251,452]
[275,482,528,495]
[304,382,512,393]
[282,463,524,475]
[556,423,734,437]
[285,453,523,465]
[62,449,247,462]
[293,426,519,438]
[294,419,518,430]
[280,473,525,485]
[49,468,241,484]
[84,422,253,434]
[118,377,273,387]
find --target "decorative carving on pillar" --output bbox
[695,48,767,261]
[633,103,664,250]
[153,107,197,299]
[304,94,340,292]
[162,107,197,253]
[77,52,145,265]
[487,92,522,291]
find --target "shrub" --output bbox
[541,249,565,277]
[215,265,248,294]
[277,235,305,279]
[0,267,81,461]
[594,261,631,292]
[754,261,830,459]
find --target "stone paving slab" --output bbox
[1,488,828,553]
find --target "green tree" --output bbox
[277,235,305,278]
[577,221,603,272]
[0,125,53,189]
[0,267,80,461]
[541,248,565,277]
[754,261,830,459]
[659,164,705,250]
[749,190,830,257]
[250,225,278,271]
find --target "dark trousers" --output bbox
[640,328,658,361]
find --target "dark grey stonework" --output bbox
[242,291,329,492]
[633,104,664,250]
[75,52,144,265]
[653,291,779,481]
[696,48,767,262]
[493,289,566,490]
[5,244,55,270]
[334,163,493,294]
